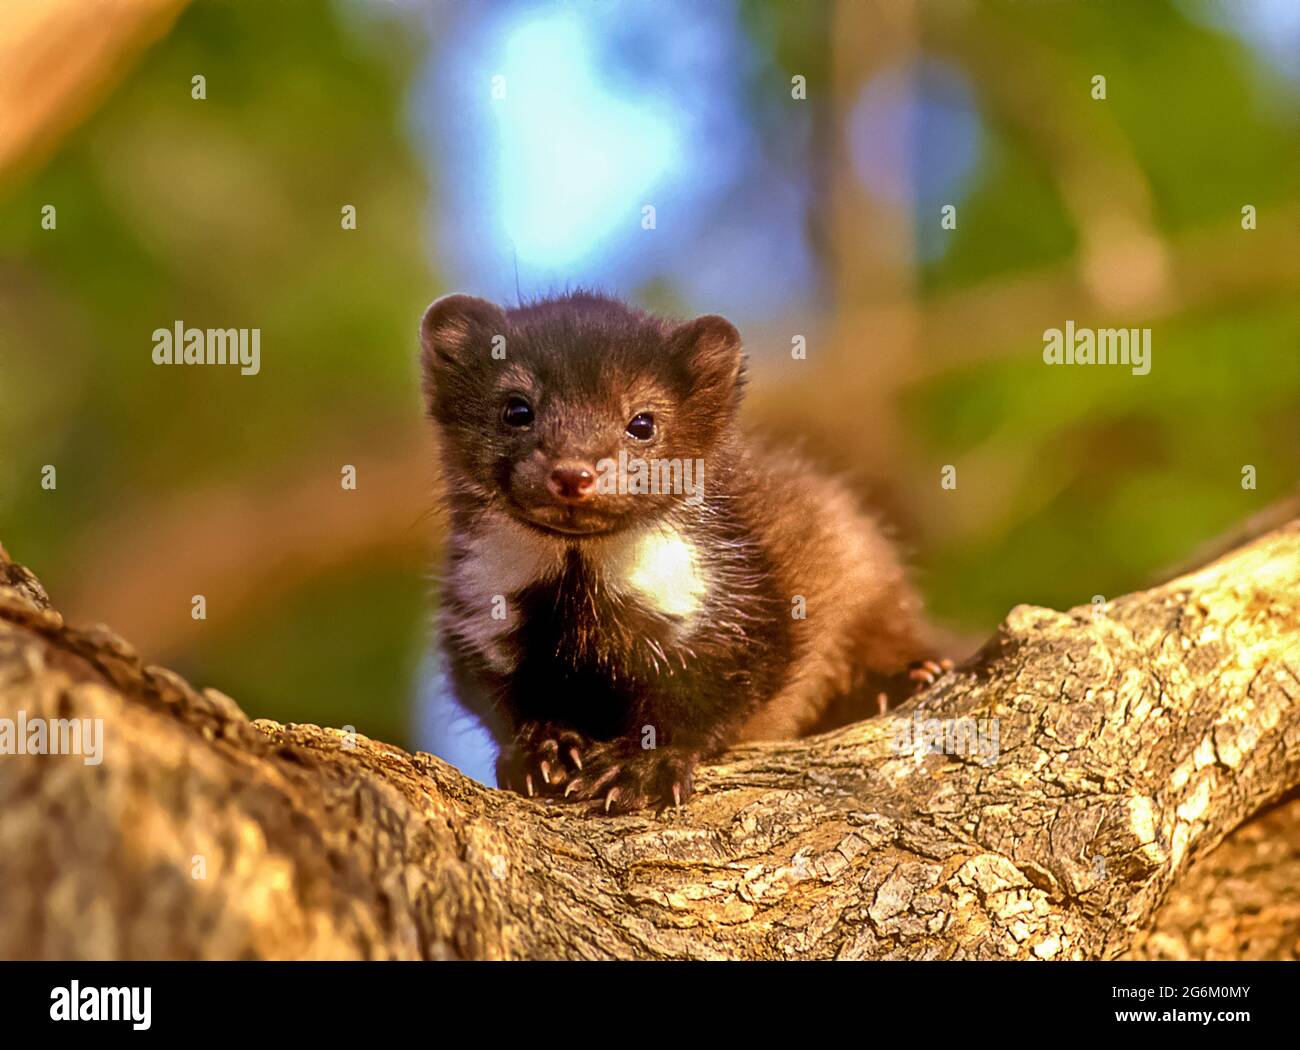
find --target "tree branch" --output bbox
[0,525,1297,960]
[1124,790,1300,960]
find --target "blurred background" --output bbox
[1,0,1297,783]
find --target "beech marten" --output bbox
[419,291,945,814]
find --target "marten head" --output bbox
[420,292,744,536]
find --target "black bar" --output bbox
[0,960,1290,1037]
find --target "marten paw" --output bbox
[907,658,953,693]
[496,722,590,798]
[561,743,698,815]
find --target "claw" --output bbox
[539,760,551,784]
[568,747,582,771]
[525,773,535,798]
[672,783,682,809]
[604,787,621,814]
[876,690,888,715]
[587,765,622,795]
[564,779,581,798]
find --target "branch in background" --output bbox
[0,0,188,185]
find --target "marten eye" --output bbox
[501,395,534,428]
[626,412,655,441]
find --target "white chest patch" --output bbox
[445,511,566,671]
[454,511,566,599]
[445,514,707,673]
[600,524,707,619]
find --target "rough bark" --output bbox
[0,525,1297,961]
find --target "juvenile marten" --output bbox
[420,292,945,814]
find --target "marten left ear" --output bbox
[420,294,506,372]
[419,294,507,415]
[668,314,745,407]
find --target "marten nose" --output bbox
[548,462,596,503]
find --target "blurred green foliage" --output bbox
[911,1,1298,622]
[1,0,434,745]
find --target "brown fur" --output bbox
[727,441,933,740]
[420,290,940,812]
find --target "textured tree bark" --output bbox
[0,525,1297,960]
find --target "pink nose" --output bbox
[547,463,596,502]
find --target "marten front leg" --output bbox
[495,720,592,797]
[560,738,702,814]
[908,657,954,691]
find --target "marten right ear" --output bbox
[667,314,745,411]
[419,294,507,397]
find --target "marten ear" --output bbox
[667,314,744,407]
[419,293,507,386]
